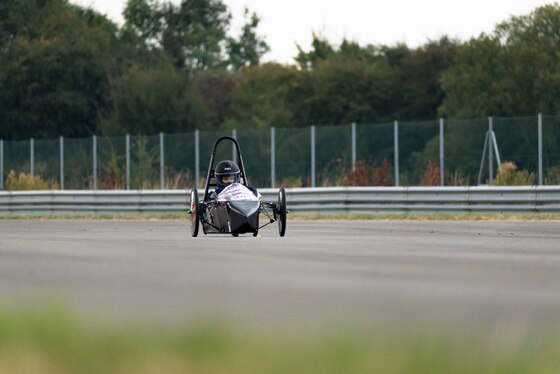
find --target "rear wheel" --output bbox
[278,188,287,237]
[190,188,200,237]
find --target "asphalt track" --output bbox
[1,219,560,334]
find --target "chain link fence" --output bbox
[1,115,559,190]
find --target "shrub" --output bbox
[493,162,535,186]
[419,160,440,186]
[340,160,393,186]
[5,170,58,191]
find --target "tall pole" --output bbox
[439,118,445,186]
[488,117,494,185]
[30,138,34,178]
[60,136,64,190]
[271,127,276,188]
[231,129,237,163]
[126,134,130,190]
[93,135,97,190]
[311,125,316,188]
[160,132,164,189]
[195,130,200,188]
[351,122,357,171]
[538,113,543,186]
[394,121,399,187]
[0,140,3,190]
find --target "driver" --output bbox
[214,160,257,195]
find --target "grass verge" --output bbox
[1,213,560,221]
[0,305,559,373]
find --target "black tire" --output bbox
[190,188,200,237]
[278,188,287,237]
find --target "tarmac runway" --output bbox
[1,219,560,334]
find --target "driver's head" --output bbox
[215,160,240,187]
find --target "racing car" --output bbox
[188,136,287,237]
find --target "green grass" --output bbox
[0,305,559,373]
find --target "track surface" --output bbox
[1,219,560,333]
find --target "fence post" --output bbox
[439,118,445,186]
[271,126,276,188]
[93,135,97,190]
[195,130,200,188]
[60,136,64,190]
[488,117,493,185]
[231,128,237,163]
[126,134,130,190]
[538,113,543,186]
[351,122,357,171]
[394,121,399,187]
[160,132,164,189]
[30,138,34,177]
[0,140,3,190]
[311,125,316,188]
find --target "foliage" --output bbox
[419,160,440,186]
[440,4,560,118]
[99,66,207,135]
[492,161,535,186]
[0,0,119,140]
[131,135,158,189]
[340,160,392,186]
[5,170,58,190]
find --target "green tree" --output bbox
[0,0,119,140]
[226,63,300,129]
[99,66,207,135]
[226,8,269,71]
[440,4,560,117]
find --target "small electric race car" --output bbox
[188,136,287,237]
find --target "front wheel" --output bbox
[278,188,287,237]
[190,188,200,237]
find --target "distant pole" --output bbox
[126,134,130,190]
[93,135,97,190]
[394,121,399,187]
[195,130,200,188]
[538,113,543,185]
[232,129,237,163]
[439,118,445,186]
[60,136,64,190]
[351,123,357,171]
[488,117,494,185]
[0,140,3,190]
[271,127,276,188]
[311,125,316,188]
[160,132,165,189]
[30,138,34,178]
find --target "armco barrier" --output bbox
[1,186,560,216]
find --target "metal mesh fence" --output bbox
[1,115,559,190]
[65,137,94,189]
[3,139,30,184]
[543,115,560,185]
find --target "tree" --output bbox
[226,8,269,71]
[0,0,119,140]
[440,4,560,117]
[99,66,207,135]
[123,0,268,74]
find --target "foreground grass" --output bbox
[0,306,559,374]
[1,212,560,221]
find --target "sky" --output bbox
[71,0,553,63]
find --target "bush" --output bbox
[420,160,440,186]
[492,162,535,186]
[5,170,58,191]
[340,160,393,186]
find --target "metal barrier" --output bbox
[1,187,559,216]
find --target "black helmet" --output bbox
[215,160,240,187]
